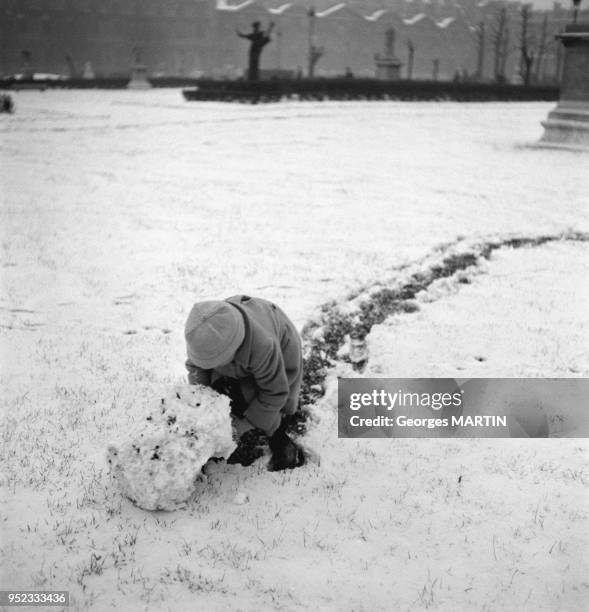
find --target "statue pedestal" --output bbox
[540,24,589,148]
[375,55,402,81]
[127,64,151,90]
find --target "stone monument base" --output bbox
[539,24,589,149]
[375,56,402,81]
[541,101,589,147]
[127,64,152,90]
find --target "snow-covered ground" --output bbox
[1,90,588,611]
[367,240,589,379]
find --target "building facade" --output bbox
[0,0,581,81]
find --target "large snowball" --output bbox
[107,384,236,510]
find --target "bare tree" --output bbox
[499,24,511,82]
[307,8,324,78]
[490,8,509,82]
[432,58,440,81]
[406,39,415,80]
[519,5,535,85]
[533,13,549,82]
[308,45,324,78]
[475,21,485,81]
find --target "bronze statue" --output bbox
[236,21,274,81]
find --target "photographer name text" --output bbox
[348,414,507,428]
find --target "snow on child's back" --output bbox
[107,385,236,511]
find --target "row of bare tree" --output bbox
[475,5,561,85]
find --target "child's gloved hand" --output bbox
[231,415,255,439]
[268,425,306,471]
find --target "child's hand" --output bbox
[268,426,306,471]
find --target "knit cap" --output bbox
[184,301,245,369]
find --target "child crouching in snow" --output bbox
[184,295,306,470]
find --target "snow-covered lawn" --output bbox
[1,90,588,611]
[366,241,589,380]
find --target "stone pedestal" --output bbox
[127,63,152,90]
[540,24,589,148]
[375,55,402,80]
[374,27,401,81]
[375,27,402,81]
[82,61,95,79]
